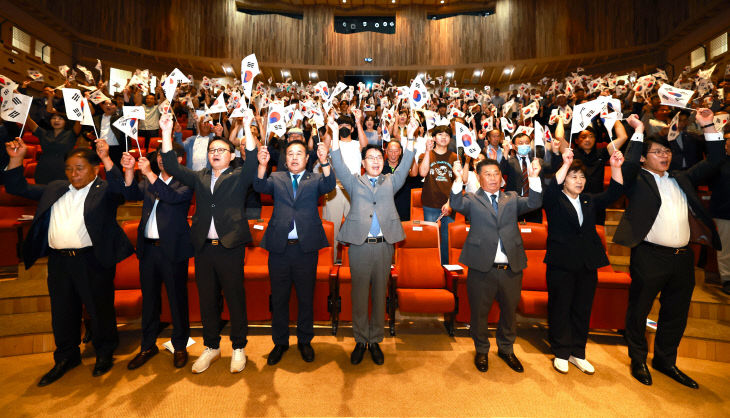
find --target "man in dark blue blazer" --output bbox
[104,140,194,370]
[254,139,335,365]
[4,138,133,386]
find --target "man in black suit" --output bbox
[4,138,134,386]
[615,110,723,389]
[450,157,543,373]
[159,112,257,374]
[668,110,704,171]
[254,139,335,365]
[93,101,127,168]
[105,141,194,370]
[542,147,624,375]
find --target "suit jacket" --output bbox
[330,146,416,245]
[3,166,134,269]
[450,186,543,273]
[542,178,623,270]
[668,132,703,171]
[500,152,559,195]
[253,169,335,254]
[613,137,724,249]
[105,166,194,262]
[162,148,258,252]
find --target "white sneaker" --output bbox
[569,356,595,375]
[553,357,569,374]
[192,347,220,374]
[230,348,246,373]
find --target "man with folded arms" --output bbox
[450,157,543,373]
[329,117,417,365]
[615,110,723,389]
[4,138,133,386]
[254,138,335,365]
[159,112,257,374]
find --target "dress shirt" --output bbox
[366,175,383,237]
[100,114,119,146]
[563,192,584,226]
[288,172,301,239]
[144,174,174,239]
[207,168,227,239]
[485,190,509,264]
[48,180,95,249]
[643,169,690,248]
[191,136,210,171]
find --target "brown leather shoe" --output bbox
[173,349,188,368]
[127,346,159,370]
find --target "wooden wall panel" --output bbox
[28,0,714,67]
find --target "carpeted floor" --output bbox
[0,319,728,417]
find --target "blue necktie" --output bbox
[290,174,300,233]
[490,194,504,251]
[369,178,380,237]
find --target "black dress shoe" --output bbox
[652,361,699,389]
[93,356,114,377]
[127,346,159,370]
[173,350,188,368]
[267,344,289,365]
[351,343,367,365]
[38,357,81,387]
[631,361,652,385]
[497,351,524,373]
[368,343,384,365]
[474,352,488,372]
[298,343,315,363]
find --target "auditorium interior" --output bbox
[0,0,729,416]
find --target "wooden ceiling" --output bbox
[237,0,494,15]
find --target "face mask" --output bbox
[339,127,352,138]
[517,144,531,156]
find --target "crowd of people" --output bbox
[1,61,729,391]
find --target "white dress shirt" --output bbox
[563,192,584,226]
[207,169,227,239]
[643,169,690,248]
[288,172,301,239]
[485,190,509,264]
[144,174,174,239]
[100,114,119,146]
[366,175,383,237]
[48,180,95,249]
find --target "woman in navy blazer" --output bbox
[543,147,624,375]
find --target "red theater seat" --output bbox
[390,221,457,336]
[0,187,37,266]
[113,220,143,320]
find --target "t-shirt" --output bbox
[419,150,457,208]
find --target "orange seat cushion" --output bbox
[396,288,455,313]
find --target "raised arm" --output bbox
[448,163,470,216]
[685,108,725,185]
[353,109,368,150]
[620,114,645,189]
[160,113,198,187]
[3,138,45,200]
[328,118,357,193]
[418,137,434,177]
[607,119,628,154]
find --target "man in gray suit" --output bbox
[450,157,543,373]
[329,117,418,365]
[254,139,335,365]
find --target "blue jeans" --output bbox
[423,206,454,265]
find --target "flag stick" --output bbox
[125,134,128,153]
[18,114,28,138]
[134,137,142,156]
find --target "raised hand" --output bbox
[173,121,182,133]
[609,150,624,168]
[137,156,152,175]
[561,147,574,166]
[625,114,643,132]
[5,137,27,160]
[95,138,110,160]
[316,141,329,164]
[407,116,420,139]
[326,118,339,137]
[159,113,173,133]
[695,108,715,127]
[529,158,542,177]
[352,108,363,123]
[452,160,463,179]
[257,145,270,166]
[426,137,435,152]
[213,123,224,137]
[120,152,136,170]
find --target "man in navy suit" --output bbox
[254,139,335,365]
[104,140,194,370]
[4,138,134,386]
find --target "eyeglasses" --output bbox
[208,148,230,155]
[365,156,384,161]
[647,150,672,156]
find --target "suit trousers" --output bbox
[546,265,597,360]
[139,242,190,351]
[47,249,119,362]
[323,185,351,262]
[349,241,394,344]
[268,241,318,346]
[625,242,694,367]
[714,218,730,284]
[467,266,522,354]
[194,243,248,349]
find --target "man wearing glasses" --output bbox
[615,110,723,389]
[328,117,418,366]
[159,112,258,375]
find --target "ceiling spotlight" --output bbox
[309,72,318,79]
[473,69,483,77]
[281,69,290,78]
[440,0,445,3]
[503,66,514,75]
[391,0,395,3]
[445,71,454,78]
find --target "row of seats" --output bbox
[112,217,631,338]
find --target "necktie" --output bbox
[521,157,529,197]
[289,174,300,233]
[490,194,505,252]
[369,178,380,237]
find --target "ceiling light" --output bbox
[473,69,483,77]
[281,70,290,78]
[445,71,454,78]
[440,0,445,3]
[309,72,318,79]
[503,66,514,75]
